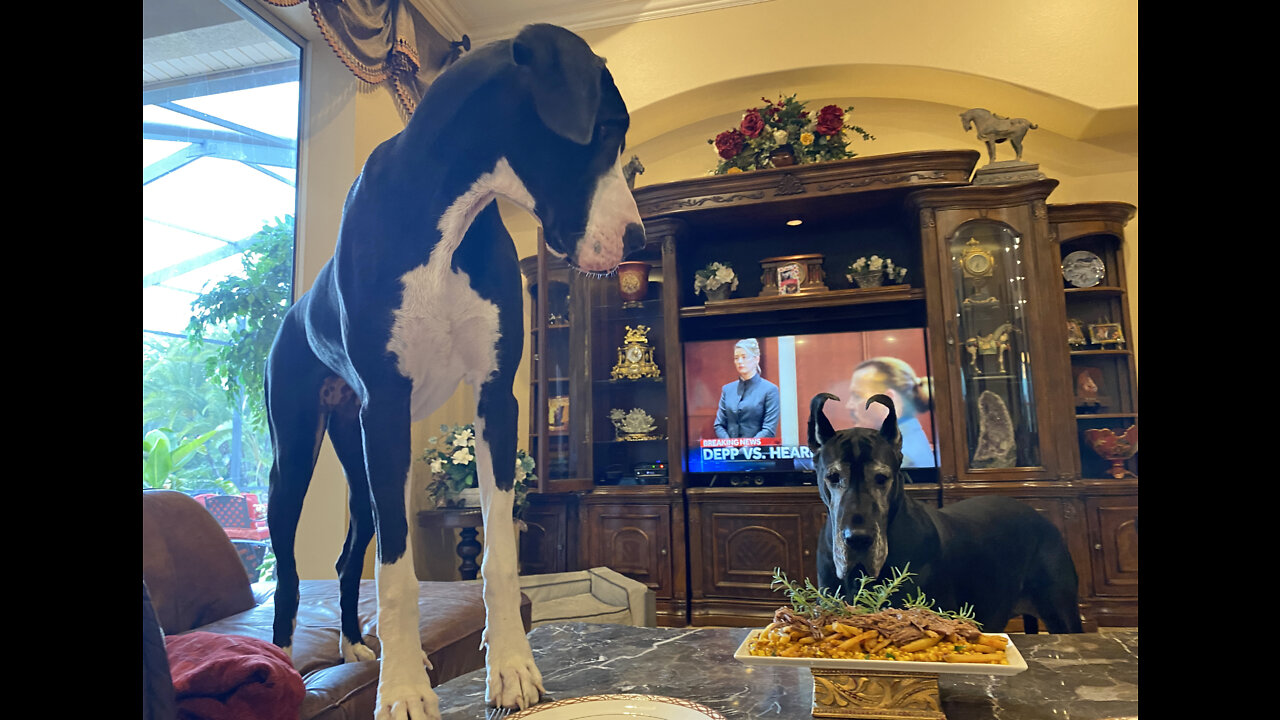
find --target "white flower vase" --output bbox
[459,487,482,507]
[848,271,884,289]
[705,286,730,302]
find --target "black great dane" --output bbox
[807,393,1083,634]
[264,24,644,719]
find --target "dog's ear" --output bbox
[808,393,840,453]
[511,24,604,145]
[866,394,902,451]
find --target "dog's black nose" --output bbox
[843,529,873,551]
[622,223,645,258]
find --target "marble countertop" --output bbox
[435,622,1137,719]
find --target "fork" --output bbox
[486,693,553,720]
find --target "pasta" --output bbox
[748,610,1010,665]
[756,566,1012,665]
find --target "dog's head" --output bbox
[501,24,645,274]
[807,392,906,581]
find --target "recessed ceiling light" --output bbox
[785,219,803,226]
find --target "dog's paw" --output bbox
[485,640,544,711]
[341,637,378,663]
[374,679,439,720]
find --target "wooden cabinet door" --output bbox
[1085,495,1138,597]
[584,502,672,597]
[519,499,569,576]
[699,502,822,601]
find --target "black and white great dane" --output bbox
[264,24,644,719]
[807,392,1084,634]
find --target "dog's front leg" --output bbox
[362,385,439,720]
[474,412,544,711]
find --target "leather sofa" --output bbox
[143,489,531,720]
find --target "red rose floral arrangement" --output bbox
[708,94,873,175]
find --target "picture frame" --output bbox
[758,253,828,297]
[777,262,802,295]
[548,395,570,432]
[1087,322,1125,347]
[1066,318,1087,347]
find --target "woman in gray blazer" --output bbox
[714,338,781,439]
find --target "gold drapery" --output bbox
[263,0,455,117]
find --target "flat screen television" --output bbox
[682,328,938,475]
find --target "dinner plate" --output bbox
[733,629,1028,677]
[1061,250,1106,288]
[506,694,725,719]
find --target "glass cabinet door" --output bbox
[540,274,582,482]
[524,243,593,493]
[947,220,1042,470]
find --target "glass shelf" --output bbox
[1065,286,1124,296]
[1069,349,1132,357]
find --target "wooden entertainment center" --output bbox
[516,150,1137,630]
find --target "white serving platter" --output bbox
[506,693,725,719]
[733,628,1028,677]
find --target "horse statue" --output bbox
[960,108,1037,163]
[623,154,645,189]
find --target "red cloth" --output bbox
[164,632,304,720]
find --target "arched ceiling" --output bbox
[626,64,1135,149]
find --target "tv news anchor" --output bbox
[714,338,781,439]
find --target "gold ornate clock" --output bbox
[611,325,661,380]
[959,237,999,306]
[960,238,995,278]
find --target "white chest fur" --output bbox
[385,158,534,421]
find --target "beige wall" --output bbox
[255,0,1137,580]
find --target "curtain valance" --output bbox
[264,0,458,117]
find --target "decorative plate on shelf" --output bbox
[1061,250,1106,288]
[733,629,1029,677]
[506,694,725,719]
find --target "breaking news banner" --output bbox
[689,437,814,472]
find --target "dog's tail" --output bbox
[808,392,841,452]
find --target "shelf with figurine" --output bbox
[1070,361,1134,416]
[681,253,920,318]
[1066,316,1130,357]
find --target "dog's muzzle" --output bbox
[570,221,644,273]
[832,521,888,581]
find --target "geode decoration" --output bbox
[971,390,1017,468]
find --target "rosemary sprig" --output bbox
[770,567,848,619]
[849,563,915,613]
[937,602,981,626]
[901,586,935,612]
[770,563,982,627]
